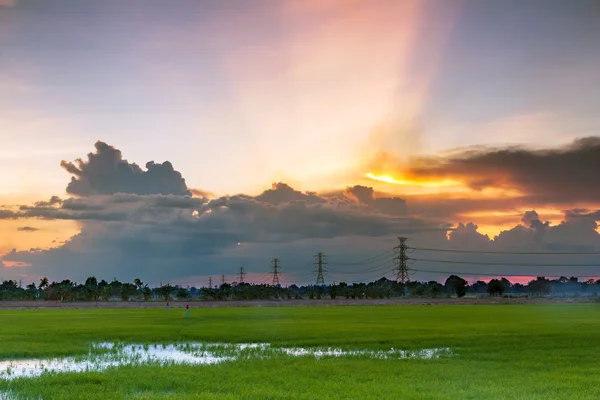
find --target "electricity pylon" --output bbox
[393,237,410,284]
[271,258,281,286]
[314,252,326,286]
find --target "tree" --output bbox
[487,279,505,296]
[328,284,338,299]
[141,285,153,301]
[39,277,49,290]
[158,284,176,302]
[500,277,512,293]
[85,277,98,287]
[529,277,552,295]
[25,282,38,300]
[120,283,137,301]
[176,287,190,299]
[56,280,75,302]
[471,280,487,294]
[101,286,112,301]
[429,282,443,298]
[444,275,468,298]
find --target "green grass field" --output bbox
[1,303,599,399]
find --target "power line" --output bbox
[327,260,394,275]
[329,274,396,285]
[411,258,600,267]
[327,249,395,265]
[283,261,314,272]
[409,247,600,255]
[411,267,600,278]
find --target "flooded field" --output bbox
[0,342,453,381]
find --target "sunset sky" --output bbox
[1,0,599,286]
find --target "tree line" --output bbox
[0,275,599,302]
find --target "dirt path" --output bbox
[0,297,595,309]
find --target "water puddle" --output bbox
[0,343,452,381]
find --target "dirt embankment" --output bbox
[0,297,596,309]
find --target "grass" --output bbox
[1,303,600,399]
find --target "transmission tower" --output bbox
[238,267,246,283]
[393,237,410,284]
[314,252,326,286]
[270,258,281,285]
[221,274,225,285]
[208,277,212,289]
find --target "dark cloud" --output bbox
[4,190,600,283]
[60,141,192,196]
[17,194,206,222]
[404,210,600,282]
[408,136,600,202]
[0,209,19,219]
[17,226,39,232]
[564,209,600,222]
[1,184,445,282]
[344,185,409,216]
[34,196,63,207]
[254,182,326,205]
[3,201,442,283]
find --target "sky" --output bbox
[1,0,599,287]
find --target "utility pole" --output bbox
[394,237,410,284]
[208,277,212,289]
[314,252,326,286]
[270,258,281,286]
[238,267,246,283]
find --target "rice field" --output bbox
[1,303,599,399]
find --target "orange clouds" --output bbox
[365,172,461,188]
[0,218,78,255]
[361,137,600,202]
[356,137,600,236]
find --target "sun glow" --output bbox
[365,172,461,188]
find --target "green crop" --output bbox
[1,303,599,399]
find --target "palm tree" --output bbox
[39,277,49,290]
[141,285,152,301]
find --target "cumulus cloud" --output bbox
[2,140,600,284]
[254,182,326,205]
[344,185,409,216]
[1,137,444,282]
[60,141,191,196]
[3,187,445,282]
